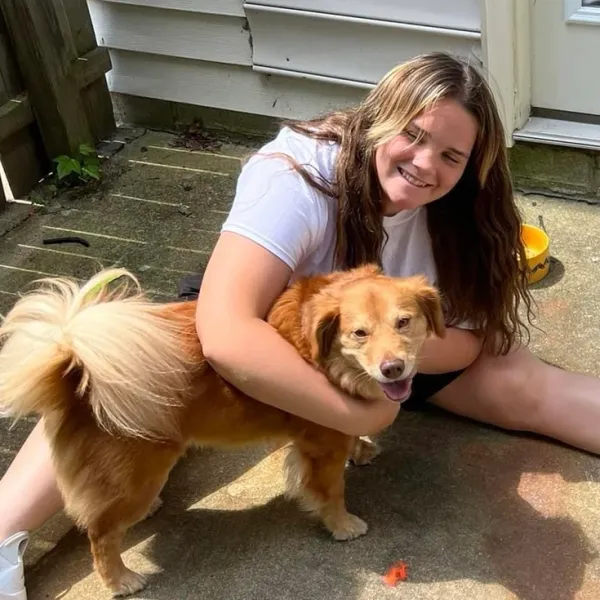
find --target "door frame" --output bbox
[481,0,532,146]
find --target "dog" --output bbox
[0,263,444,596]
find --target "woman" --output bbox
[1,52,599,600]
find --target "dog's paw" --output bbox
[111,569,147,597]
[350,437,381,466]
[330,513,368,541]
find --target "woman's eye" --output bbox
[404,130,418,141]
[443,153,460,165]
[396,318,410,329]
[353,329,368,338]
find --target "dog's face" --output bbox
[306,265,445,403]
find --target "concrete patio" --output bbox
[1,128,599,600]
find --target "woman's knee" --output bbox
[431,347,544,432]
[473,348,547,432]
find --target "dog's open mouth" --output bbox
[378,378,413,403]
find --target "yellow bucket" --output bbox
[521,224,551,284]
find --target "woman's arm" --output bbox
[418,327,483,374]
[196,232,401,437]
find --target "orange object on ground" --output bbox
[383,561,408,586]
[521,223,551,285]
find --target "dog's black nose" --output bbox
[380,359,405,380]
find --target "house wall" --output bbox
[89,0,482,121]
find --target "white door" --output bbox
[532,0,600,117]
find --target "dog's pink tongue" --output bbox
[379,379,411,402]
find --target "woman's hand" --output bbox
[342,393,402,436]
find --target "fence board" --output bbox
[0,126,46,198]
[0,96,35,142]
[0,0,115,203]
[0,19,20,100]
[0,0,93,158]
[0,10,45,200]
[63,0,115,142]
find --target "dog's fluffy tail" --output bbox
[0,268,195,441]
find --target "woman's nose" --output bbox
[412,146,436,172]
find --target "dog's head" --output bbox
[305,264,445,403]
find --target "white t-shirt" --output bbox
[222,126,438,286]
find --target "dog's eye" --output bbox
[352,329,368,338]
[396,317,411,329]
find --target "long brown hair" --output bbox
[280,52,533,354]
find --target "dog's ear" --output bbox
[308,295,341,364]
[314,311,340,363]
[410,278,446,338]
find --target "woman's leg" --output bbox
[430,345,600,455]
[0,420,63,541]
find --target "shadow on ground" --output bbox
[27,409,600,600]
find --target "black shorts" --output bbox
[401,369,464,411]
[177,272,464,410]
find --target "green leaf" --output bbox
[81,166,100,180]
[56,165,70,180]
[83,155,100,168]
[55,156,80,180]
[69,158,82,174]
[79,143,96,156]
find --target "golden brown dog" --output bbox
[0,263,444,596]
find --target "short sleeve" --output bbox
[221,153,328,271]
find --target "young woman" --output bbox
[1,52,599,600]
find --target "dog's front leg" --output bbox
[285,434,368,541]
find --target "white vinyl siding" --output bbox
[89,0,482,120]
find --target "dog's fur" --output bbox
[0,264,444,596]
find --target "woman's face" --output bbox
[374,98,478,216]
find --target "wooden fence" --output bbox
[0,0,115,210]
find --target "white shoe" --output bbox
[0,532,28,600]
